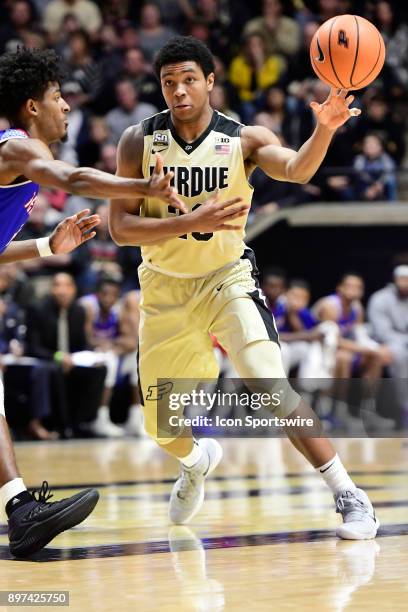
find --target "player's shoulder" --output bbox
[141,109,170,136]
[213,110,243,138]
[0,130,50,162]
[241,123,281,147]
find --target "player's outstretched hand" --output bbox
[310,88,361,130]
[148,153,187,213]
[188,190,250,233]
[49,209,100,254]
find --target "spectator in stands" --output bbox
[43,0,103,42]
[65,29,104,109]
[243,0,301,57]
[58,81,90,166]
[229,33,286,122]
[313,272,395,428]
[209,83,240,122]
[368,265,408,427]
[261,266,287,314]
[137,2,177,63]
[0,0,43,54]
[81,279,144,436]
[353,134,397,202]
[77,115,110,168]
[122,47,164,110]
[286,21,320,84]
[191,0,232,62]
[106,77,157,144]
[354,94,405,164]
[375,1,408,88]
[253,87,294,145]
[26,273,108,435]
[86,203,122,287]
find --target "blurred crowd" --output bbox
[2,259,408,440]
[0,0,407,219]
[1,0,408,438]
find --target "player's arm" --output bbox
[109,125,249,247]
[0,137,183,207]
[243,89,360,184]
[0,209,99,264]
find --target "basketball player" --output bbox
[0,47,182,558]
[110,37,379,539]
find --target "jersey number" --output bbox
[168,203,213,242]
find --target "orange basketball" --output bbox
[310,15,385,90]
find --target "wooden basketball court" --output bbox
[1,437,407,610]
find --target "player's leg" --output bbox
[138,267,223,524]
[0,378,99,558]
[210,259,379,540]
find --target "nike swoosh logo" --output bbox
[320,460,335,473]
[216,285,223,292]
[315,37,325,62]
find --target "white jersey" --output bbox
[141,109,253,277]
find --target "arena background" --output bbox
[0,0,407,433]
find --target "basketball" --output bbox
[310,15,385,90]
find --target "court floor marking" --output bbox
[22,469,408,491]
[0,523,407,562]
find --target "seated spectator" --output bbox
[243,0,301,58]
[26,273,108,436]
[65,29,104,110]
[375,1,408,89]
[367,265,408,427]
[122,47,165,110]
[137,2,177,63]
[43,0,103,43]
[0,290,57,440]
[209,83,240,122]
[229,33,286,122]
[253,87,295,145]
[285,21,319,84]
[354,94,405,164]
[58,80,91,166]
[313,272,395,428]
[353,135,397,202]
[106,77,157,145]
[0,0,43,54]
[261,266,287,314]
[190,0,232,62]
[81,281,144,436]
[77,115,110,168]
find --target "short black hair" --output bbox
[337,271,364,285]
[262,266,287,283]
[0,47,65,123]
[289,279,310,292]
[97,277,121,292]
[154,36,215,79]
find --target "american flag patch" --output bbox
[215,143,230,154]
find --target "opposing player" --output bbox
[109,37,379,540]
[0,47,183,558]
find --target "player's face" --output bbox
[286,287,310,311]
[338,276,364,302]
[35,82,70,143]
[160,62,214,121]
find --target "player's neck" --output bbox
[170,105,214,143]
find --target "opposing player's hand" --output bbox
[310,88,361,130]
[49,209,100,254]
[147,153,188,213]
[187,190,250,233]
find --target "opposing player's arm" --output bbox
[243,89,360,184]
[0,137,182,204]
[0,209,99,264]
[109,125,249,247]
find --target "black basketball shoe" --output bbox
[8,481,99,558]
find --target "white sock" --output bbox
[179,440,203,468]
[1,478,27,509]
[316,454,356,495]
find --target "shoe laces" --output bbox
[335,490,368,521]
[26,481,55,519]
